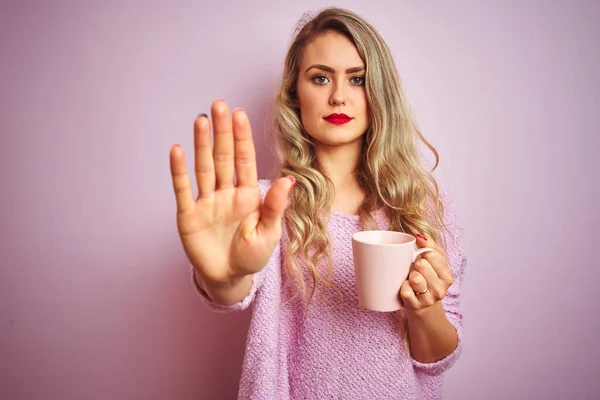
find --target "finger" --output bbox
[421,251,453,283]
[169,145,195,214]
[408,270,428,295]
[257,176,296,236]
[194,114,215,198]
[399,279,419,309]
[232,109,258,188]
[408,270,436,307]
[413,258,445,300]
[211,100,235,190]
[415,233,443,253]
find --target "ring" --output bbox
[416,287,429,295]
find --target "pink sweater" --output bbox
[195,180,467,399]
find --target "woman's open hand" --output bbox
[169,100,295,286]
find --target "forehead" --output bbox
[300,31,364,69]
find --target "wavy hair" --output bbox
[270,7,447,313]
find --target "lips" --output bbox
[324,113,352,125]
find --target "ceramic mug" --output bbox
[352,230,434,312]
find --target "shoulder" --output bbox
[435,182,460,228]
[433,182,467,266]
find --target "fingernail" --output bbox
[197,113,207,119]
[287,175,296,186]
[416,233,428,241]
[233,108,244,113]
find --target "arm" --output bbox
[405,301,459,363]
[402,187,468,375]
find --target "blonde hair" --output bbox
[270,7,446,312]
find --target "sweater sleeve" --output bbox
[190,179,275,313]
[412,186,468,376]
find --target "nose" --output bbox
[329,81,346,106]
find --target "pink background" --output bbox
[1,1,598,399]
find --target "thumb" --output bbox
[258,176,296,234]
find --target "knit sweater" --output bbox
[194,179,467,399]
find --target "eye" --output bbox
[311,75,330,85]
[351,76,366,86]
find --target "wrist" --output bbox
[195,268,248,289]
[405,301,445,323]
[194,269,253,305]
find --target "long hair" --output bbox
[270,7,447,313]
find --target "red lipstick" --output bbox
[324,113,352,125]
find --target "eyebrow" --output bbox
[305,64,365,74]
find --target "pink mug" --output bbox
[352,230,434,312]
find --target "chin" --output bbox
[317,136,365,148]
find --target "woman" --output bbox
[169,7,466,400]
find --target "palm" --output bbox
[169,101,293,285]
[178,187,265,282]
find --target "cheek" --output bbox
[296,101,314,135]
[298,87,319,109]
[360,94,371,125]
[298,95,320,124]
[359,92,368,112]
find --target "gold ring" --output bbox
[416,287,429,295]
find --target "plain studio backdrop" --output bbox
[1,1,598,399]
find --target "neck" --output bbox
[314,141,366,216]
[314,141,362,189]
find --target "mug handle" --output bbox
[412,247,434,263]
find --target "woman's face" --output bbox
[296,30,370,151]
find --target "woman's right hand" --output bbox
[169,100,295,287]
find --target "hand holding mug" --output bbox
[352,231,435,312]
[399,234,454,311]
